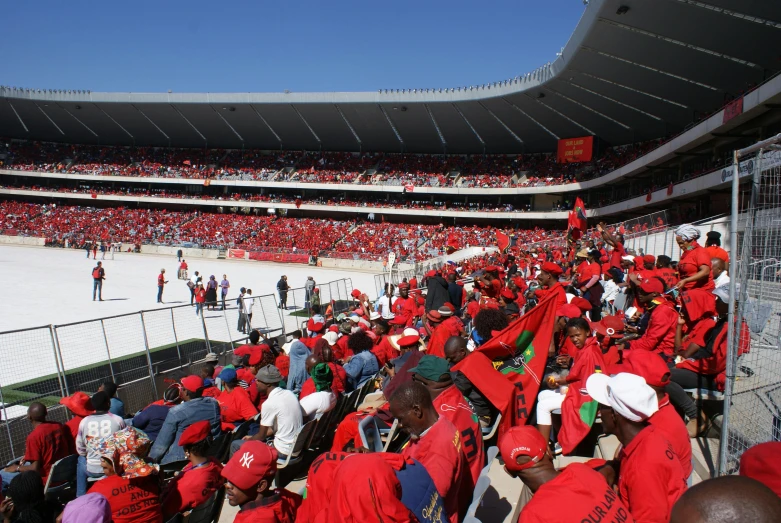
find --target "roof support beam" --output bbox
[573,71,690,109]
[671,0,781,30]
[504,98,560,140]
[6,102,29,133]
[290,105,321,149]
[451,103,485,154]
[543,87,632,129]
[211,106,244,145]
[478,102,524,148]
[334,105,362,150]
[249,105,283,149]
[562,80,663,121]
[378,105,404,152]
[95,104,134,143]
[171,105,207,145]
[581,46,720,92]
[424,104,447,154]
[58,104,98,138]
[598,18,763,70]
[34,103,64,135]
[133,105,170,144]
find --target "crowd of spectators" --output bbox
[2,138,669,189]
[5,219,779,523]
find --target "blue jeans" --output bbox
[77,455,104,497]
[1,470,18,493]
[157,286,164,303]
[196,303,203,316]
[93,279,103,300]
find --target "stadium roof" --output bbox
[1,0,779,154]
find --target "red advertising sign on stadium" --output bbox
[228,249,246,259]
[556,136,594,163]
[723,97,743,124]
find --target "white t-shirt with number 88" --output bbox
[76,412,126,474]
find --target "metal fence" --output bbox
[270,278,354,334]
[373,260,459,298]
[0,292,286,464]
[720,135,781,474]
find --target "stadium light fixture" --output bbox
[616,5,629,15]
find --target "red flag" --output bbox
[295,198,302,209]
[447,233,460,251]
[495,230,510,253]
[453,292,557,440]
[646,191,652,202]
[567,211,582,240]
[667,183,674,196]
[557,339,605,455]
[90,192,97,199]
[183,159,191,166]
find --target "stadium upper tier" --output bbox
[1,0,779,153]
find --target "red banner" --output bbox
[248,251,309,264]
[723,97,743,124]
[556,136,594,163]
[495,230,510,253]
[404,184,414,192]
[228,249,246,259]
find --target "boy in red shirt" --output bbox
[221,440,301,523]
[499,425,633,523]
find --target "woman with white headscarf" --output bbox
[674,224,714,291]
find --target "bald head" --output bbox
[712,258,726,279]
[390,381,433,412]
[671,476,781,523]
[305,355,321,374]
[28,402,47,422]
[444,336,468,365]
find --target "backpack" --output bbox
[187,280,195,289]
[92,267,101,279]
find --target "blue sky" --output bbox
[5,0,585,93]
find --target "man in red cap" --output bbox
[625,350,692,481]
[535,262,567,308]
[390,283,416,330]
[499,425,632,522]
[620,278,677,359]
[161,420,224,519]
[221,440,301,522]
[149,375,222,465]
[598,222,627,270]
[389,381,470,523]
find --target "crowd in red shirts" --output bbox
[5,212,781,523]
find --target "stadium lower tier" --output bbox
[0,199,566,260]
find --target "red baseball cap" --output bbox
[625,350,670,388]
[179,420,211,447]
[639,278,664,295]
[540,262,563,277]
[181,375,204,393]
[350,289,362,298]
[499,426,548,472]
[221,440,278,489]
[426,270,437,277]
[328,325,339,333]
[740,442,781,498]
[602,315,625,335]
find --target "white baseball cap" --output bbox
[323,331,339,346]
[586,373,658,422]
[369,311,381,321]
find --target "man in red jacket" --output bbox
[390,283,416,331]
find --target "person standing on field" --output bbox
[158,269,169,303]
[92,261,105,301]
[220,274,230,311]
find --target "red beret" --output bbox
[625,350,670,387]
[500,288,517,301]
[441,302,456,313]
[221,440,277,489]
[570,296,593,312]
[350,289,362,298]
[640,278,664,295]
[426,270,437,277]
[556,304,581,318]
[484,265,499,273]
[328,325,339,333]
[179,420,211,446]
[426,310,442,322]
[483,299,500,310]
[740,442,781,498]
[307,319,325,332]
[398,282,409,290]
[540,262,563,277]
[643,255,656,264]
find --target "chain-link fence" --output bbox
[720,136,781,474]
[0,290,287,465]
